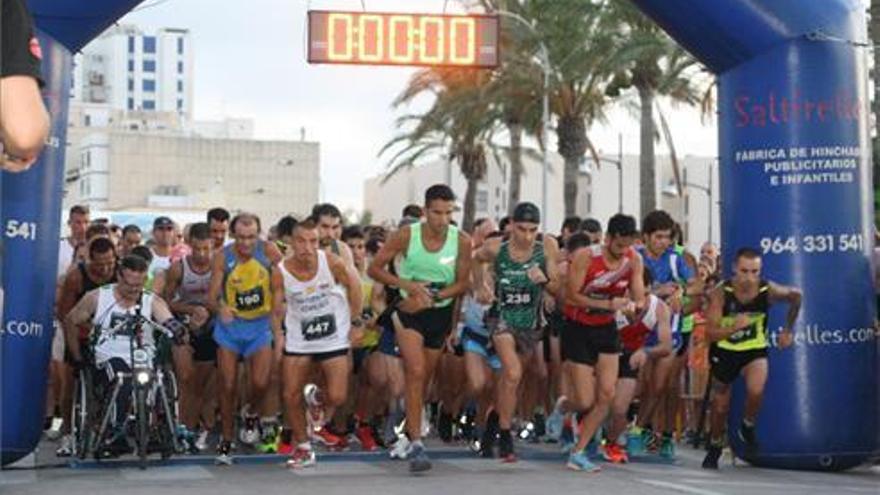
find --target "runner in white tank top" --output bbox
[270,220,363,469]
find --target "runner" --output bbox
[272,219,363,468]
[368,184,472,473]
[702,247,802,469]
[162,222,216,452]
[148,216,176,294]
[207,207,231,251]
[54,236,118,456]
[604,277,674,464]
[472,202,560,462]
[207,213,283,465]
[312,203,357,270]
[119,224,143,257]
[561,213,645,472]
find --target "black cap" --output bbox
[153,216,174,229]
[512,202,541,224]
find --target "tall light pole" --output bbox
[494,10,551,231]
[662,162,714,244]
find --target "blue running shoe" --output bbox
[567,450,601,473]
[546,409,564,441]
[409,441,432,473]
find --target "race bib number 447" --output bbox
[301,314,337,341]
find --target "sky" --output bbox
[117,0,718,213]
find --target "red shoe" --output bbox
[355,424,379,452]
[277,441,294,455]
[602,443,629,464]
[311,426,345,449]
[285,447,316,468]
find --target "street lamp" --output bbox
[493,9,551,231]
[661,162,715,243]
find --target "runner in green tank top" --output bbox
[368,185,472,473]
[472,202,560,462]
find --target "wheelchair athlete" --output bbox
[64,254,187,457]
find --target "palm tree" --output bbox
[870,0,880,221]
[380,68,498,232]
[605,1,706,218]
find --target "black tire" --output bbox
[136,387,149,470]
[71,372,87,459]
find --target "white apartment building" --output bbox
[72,25,194,118]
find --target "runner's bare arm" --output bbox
[471,237,500,302]
[63,289,98,362]
[206,249,227,314]
[543,236,562,297]
[629,253,647,309]
[55,265,83,321]
[436,232,472,301]
[264,240,284,265]
[270,266,286,346]
[768,281,802,332]
[367,227,409,289]
[648,299,673,358]
[163,260,190,316]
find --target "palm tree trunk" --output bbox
[507,121,524,215]
[462,173,479,233]
[557,115,587,217]
[638,84,657,219]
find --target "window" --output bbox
[177,99,184,111]
[177,37,184,54]
[177,80,183,92]
[587,193,592,214]
[143,79,156,92]
[143,60,156,72]
[128,36,135,53]
[143,36,156,54]
[128,59,134,72]
[177,61,183,74]
[476,190,489,213]
[127,78,134,91]
[127,97,134,110]
[143,100,156,110]
[84,115,91,127]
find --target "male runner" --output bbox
[207,213,283,464]
[562,214,645,472]
[272,219,363,468]
[368,185,472,473]
[54,236,117,456]
[472,203,560,462]
[148,216,176,294]
[120,225,143,257]
[312,203,356,270]
[702,247,801,469]
[163,223,216,451]
[207,207,230,251]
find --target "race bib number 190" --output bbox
[235,287,265,311]
[301,314,337,341]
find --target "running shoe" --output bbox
[566,450,601,473]
[533,413,547,439]
[311,426,345,449]
[737,420,759,457]
[438,411,453,443]
[194,429,210,451]
[626,426,645,454]
[702,444,723,469]
[355,424,379,451]
[546,406,565,440]
[602,443,629,464]
[389,434,411,460]
[239,415,260,446]
[256,424,280,453]
[215,440,234,466]
[659,433,676,459]
[498,430,517,463]
[286,446,316,468]
[55,434,73,457]
[408,441,432,473]
[46,417,63,441]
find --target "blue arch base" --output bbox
[1,32,71,466]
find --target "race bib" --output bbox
[725,313,762,344]
[235,287,265,312]
[301,314,338,341]
[501,287,533,308]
